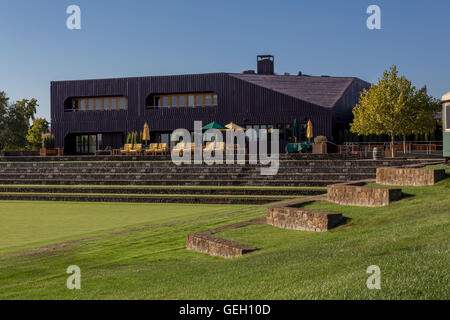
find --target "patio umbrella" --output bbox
[293,118,299,142]
[306,120,313,142]
[225,122,245,131]
[202,121,227,131]
[142,122,150,143]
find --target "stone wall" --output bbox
[327,182,402,207]
[376,167,446,186]
[186,218,264,258]
[186,234,258,258]
[267,204,342,232]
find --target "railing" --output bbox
[338,141,443,159]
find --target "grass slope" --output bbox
[0,165,448,299]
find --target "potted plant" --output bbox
[40,134,58,156]
[312,136,327,154]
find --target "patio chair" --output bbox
[145,143,158,155]
[129,144,143,155]
[156,143,168,155]
[120,144,132,155]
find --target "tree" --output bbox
[3,98,38,150]
[350,66,440,157]
[26,118,50,150]
[0,91,8,150]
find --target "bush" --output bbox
[42,134,55,149]
[314,136,328,144]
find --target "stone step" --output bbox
[0,172,375,181]
[0,186,326,196]
[0,179,337,187]
[0,166,378,174]
[0,193,286,205]
[0,159,422,168]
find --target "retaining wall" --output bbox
[267,200,342,232]
[376,167,446,186]
[327,182,402,207]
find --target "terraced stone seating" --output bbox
[0,157,427,204]
[0,159,423,187]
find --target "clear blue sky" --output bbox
[1,0,449,120]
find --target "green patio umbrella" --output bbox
[293,118,299,142]
[202,121,227,131]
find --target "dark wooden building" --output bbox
[51,55,370,154]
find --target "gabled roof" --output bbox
[228,73,359,108]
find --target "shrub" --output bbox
[42,134,55,149]
[314,136,328,144]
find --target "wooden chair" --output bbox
[129,144,142,155]
[145,143,158,155]
[156,143,168,155]
[120,144,132,155]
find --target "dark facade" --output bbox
[51,56,371,154]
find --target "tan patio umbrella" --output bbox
[142,122,150,143]
[225,122,245,131]
[306,120,313,142]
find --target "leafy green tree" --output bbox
[0,91,9,150]
[26,118,50,150]
[3,98,38,150]
[350,66,440,157]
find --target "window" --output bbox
[96,98,102,111]
[104,98,110,110]
[88,99,94,111]
[188,95,195,107]
[66,96,127,112]
[111,98,117,110]
[179,95,185,107]
[146,92,217,109]
[445,104,450,131]
[205,94,212,106]
[195,95,203,107]
[170,96,178,107]
[162,96,169,107]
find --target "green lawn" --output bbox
[0,165,449,299]
[0,202,253,254]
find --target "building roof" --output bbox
[229,73,358,108]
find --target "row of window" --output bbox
[66,97,128,112]
[148,93,218,108]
